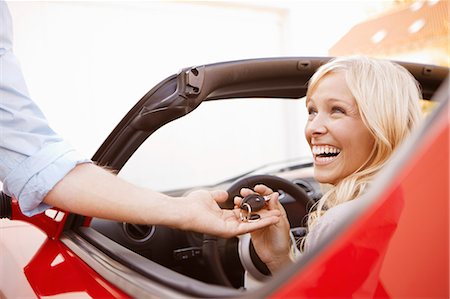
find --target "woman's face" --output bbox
[305,71,375,185]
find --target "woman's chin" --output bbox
[313,169,339,185]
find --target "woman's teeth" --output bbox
[312,145,341,157]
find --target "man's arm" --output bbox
[45,163,281,238]
[1,1,280,237]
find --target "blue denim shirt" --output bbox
[0,1,90,216]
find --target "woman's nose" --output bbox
[306,114,328,136]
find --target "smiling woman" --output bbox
[305,72,376,185]
[306,56,422,227]
[240,56,423,285]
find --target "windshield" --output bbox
[119,98,312,192]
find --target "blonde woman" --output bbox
[235,56,423,273]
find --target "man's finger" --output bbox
[210,190,228,202]
[238,215,280,234]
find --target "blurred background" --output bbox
[6,0,449,191]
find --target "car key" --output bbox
[239,193,270,222]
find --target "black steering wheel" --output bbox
[202,174,315,287]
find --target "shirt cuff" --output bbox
[3,141,91,216]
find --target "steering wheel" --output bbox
[202,174,315,287]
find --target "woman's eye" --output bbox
[331,106,346,114]
[307,107,317,117]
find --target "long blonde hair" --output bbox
[306,56,422,231]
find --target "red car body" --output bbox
[1,58,448,298]
[274,98,449,298]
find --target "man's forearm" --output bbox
[43,163,281,238]
[43,163,184,226]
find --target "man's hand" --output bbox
[176,189,281,239]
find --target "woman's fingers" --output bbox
[239,184,273,197]
[234,192,280,213]
[239,187,254,197]
[266,192,280,208]
[254,184,274,195]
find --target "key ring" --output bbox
[240,203,252,222]
[239,194,271,222]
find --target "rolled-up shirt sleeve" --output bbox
[0,1,90,216]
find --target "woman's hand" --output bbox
[234,184,293,273]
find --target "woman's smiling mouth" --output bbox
[312,145,341,165]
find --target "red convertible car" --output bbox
[0,57,448,298]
